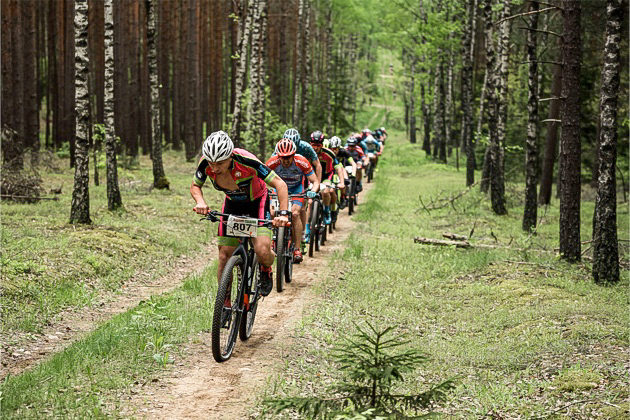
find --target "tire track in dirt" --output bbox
[1,241,216,379]
[121,183,373,419]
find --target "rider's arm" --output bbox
[190,182,209,214]
[349,157,357,174]
[307,173,319,193]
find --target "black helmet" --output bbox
[310,130,325,144]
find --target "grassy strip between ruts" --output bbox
[0,261,219,418]
[257,130,629,418]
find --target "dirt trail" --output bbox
[121,184,372,419]
[1,241,216,379]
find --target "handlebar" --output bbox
[200,210,274,228]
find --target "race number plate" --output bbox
[270,197,279,212]
[226,215,258,237]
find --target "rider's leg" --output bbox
[252,235,275,267]
[217,244,237,284]
[291,202,303,248]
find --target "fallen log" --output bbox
[414,237,472,249]
[442,232,468,241]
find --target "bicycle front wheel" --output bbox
[276,227,286,293]
[349,178,356,215]
[239,256,259,341]
[212,255,244,362]
[308,200,320,257]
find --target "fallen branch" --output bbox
[495,6,558,25]
[414,237,472,249]
[414,237,555,254]
[442,232,467,241]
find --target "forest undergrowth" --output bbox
[258,130,629,418]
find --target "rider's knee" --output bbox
[253,239,271,258]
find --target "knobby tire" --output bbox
[212,255,243,362]
[239,256,259,341]
[276,227,286,293]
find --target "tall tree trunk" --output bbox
[483,0,506,215]
[325,5,333,134]
[10,0,25,169]
[292,0,304,129]
[593,0,622,283]
[558,0,582,261]
[538,60,562,204]
[463,0,477,186]
[147,0,168,189]
[522,0,539,232]
[300,1,311,135]
[23,0,39,165]
[70,0,91,224]
[65,0,76,167]
[445,50,454,158]
[103,0,122,211]
[247,0,262,135]
[421,82,431,154]
[184,0,199,160]
[494,0,510,202]
[409,59,417,144]
[231,0,255,146]
[437,61,447,162]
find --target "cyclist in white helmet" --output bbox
[191,130,290,297]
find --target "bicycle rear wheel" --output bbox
[349,178,356,215]
[212,255,243,362]
[308,200,320,257]
[285,243,293,283]
[239,256,259,341]
[275,227,286,293]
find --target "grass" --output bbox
[0,150,221,337]
[259,128,629,418]
[0,263,219,418]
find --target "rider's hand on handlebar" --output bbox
[193,203,209,215]
[273,215,289,227]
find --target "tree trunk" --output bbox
[292,0,304,129]
[23,0,39,165]
[495,0,510,203]
[445,50,454,158]
[523,0,539,232]
[184,0,199,160]
[483,0,506,215]
[103,0,122,211]
[421,82,431,155]
[70,0,91,224]
[300,1,311,135]
[147,0,168,189]
[231,0,255,146]
[409,59,417,144]
[593,0,622,283]
[438,61,447,162]
[558,0,582,261]
[463,0,477,186]
[538,60,562,204]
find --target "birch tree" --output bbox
[462,0,477,186]
[231,0,255,146]
[103,0,122,210]
[147,0,168,189]
[70,0,91,224]
[593,0,622,283]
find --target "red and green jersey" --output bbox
[193,148,277,202]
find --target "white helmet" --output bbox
[283,128,301,144]
[329,136,342,148]
[202,131,234,162]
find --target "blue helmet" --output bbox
[283,128,301,144]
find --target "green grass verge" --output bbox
[0,262,219,418]
[1,151,221,336]
[259,129,629,418]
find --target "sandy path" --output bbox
[121,184,372,419]
[1,241,216,379]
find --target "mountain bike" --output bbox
[202,210,273,363]
[269,193,305,291]
[307,192,325,257]
[366,152,375,183]
[344,165,357,216]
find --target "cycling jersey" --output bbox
[345,145,365,163]
[193,148,276,201]
[316,147,341,181]
[265,154,314,190]
[361,136,381,154]
[334,148,356,167]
